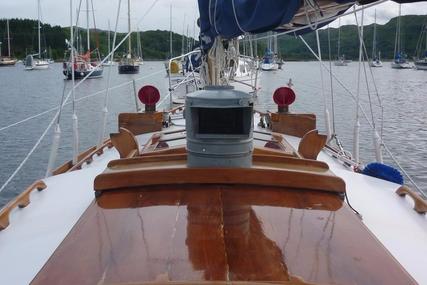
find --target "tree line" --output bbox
[1,15,426,61]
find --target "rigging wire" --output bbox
[327,25,336,136]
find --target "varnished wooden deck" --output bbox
[32,186,415,285]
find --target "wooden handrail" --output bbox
[396,185,427,214]
[0,180,47,231]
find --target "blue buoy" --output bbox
[362,162,404,185]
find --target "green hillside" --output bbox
[1,15,426,61]
[274,15,427,60]
[0,18,196,60]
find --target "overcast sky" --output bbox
[0,0,426,36]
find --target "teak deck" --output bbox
[32,186,415,285]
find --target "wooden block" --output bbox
[118,112,163,135]
[271,113,316,138]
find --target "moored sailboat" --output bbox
[334,18,348,66]
[25,0,49,70]
[63,0,103,79]
[391,4,412,69]
[0,19,17,67]
[118,0,140,74]
[414,20,427,70]
[370,10,383,67]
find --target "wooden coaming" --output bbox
[31,185,416,285]
[94,151,345,193]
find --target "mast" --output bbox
[108,20,111,58]
[394,4,401,57]
[372,10,377,59]
[181,14,185,55]
[6,19,11,57]
[86,0,90,52]
[37,0,41,57]
[337,18,341,59]
[127,0,131,56]
[273,33,278,55]
[169,5,172,58]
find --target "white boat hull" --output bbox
[261,63,278,71]
[334,60,348,66]
[391,62,412,69]
[370,61,383,67]
[414,60,427,70]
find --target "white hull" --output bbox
[414,61,427,70]
[334,60,348,66]
[102,61,116,66]
[391,62,412,69]
[261,63,278,71]
[370,61,383,67]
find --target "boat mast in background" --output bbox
[370,10,383,67]
[0,19,17,66]
[169,4,173,58]
[7,19,11,58]
[118,0,139,74]
[334,18,348,66]
[392,4,411,69]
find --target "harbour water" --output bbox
[0,61,426,207]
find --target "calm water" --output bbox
[0,61,426,207]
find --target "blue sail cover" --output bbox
[198,0,354,49]
[198,0,354,51]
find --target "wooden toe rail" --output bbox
[396,185,427,214]
[0,180,47,231]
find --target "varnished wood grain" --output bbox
[271,113,316,138]
[94,161,345,193]
[297,130,327,160]
[31,186,415,285]
[118,112,163,135]
[110,128,140,159]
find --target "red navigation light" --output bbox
[273,87,296,107]
[138,85,160,106]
